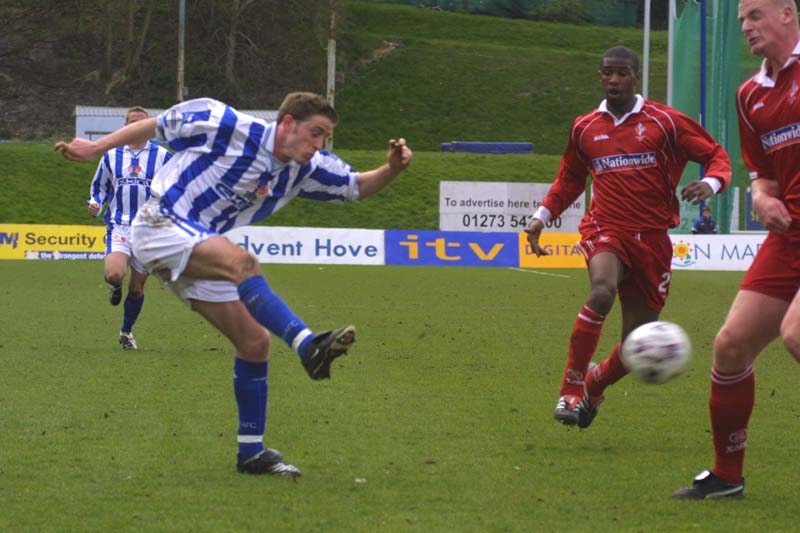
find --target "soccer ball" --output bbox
[621,321,691,384]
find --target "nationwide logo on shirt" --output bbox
[760,122,800,153]
[593,134,610,141]
[591,152,657,174]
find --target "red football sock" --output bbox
[585,343,628,397]
[710,366,754,484]
[560,306,605,397]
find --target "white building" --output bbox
[74,105,278,140]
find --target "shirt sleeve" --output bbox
[88,151,113,209]
[541,119,590,219]
[736,86,772,182]
[295,151,360,203]
[671,108,733,192]
[155,98,238,155]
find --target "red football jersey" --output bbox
[737,54,800,238]
[542,96,732,233]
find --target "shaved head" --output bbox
[601,46,640,75]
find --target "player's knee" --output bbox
[713,326,751,371]
[105,271,124,286]
[238,328,271,362]
[587,283,616,314]
[779,323,800,362]
[233,251,262,282]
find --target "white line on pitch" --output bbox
[508,267,572,278]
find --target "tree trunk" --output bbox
[224,0,254,87]
[103,0,113,78]
[129,0,155,75]
[123,1,136,73]
[224,0,240,85]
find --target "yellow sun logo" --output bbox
[673,242,690,258]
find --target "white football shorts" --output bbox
[131,198,240,304]
[106,223,146,274]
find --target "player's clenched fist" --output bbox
[387,138,412,172]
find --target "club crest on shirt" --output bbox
[635,122,647,142]
[128,164,143,177]
[790,81,799,105]
[243,183,271,202]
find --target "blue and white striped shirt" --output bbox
[151,98,360,234]
[89,142,173,225]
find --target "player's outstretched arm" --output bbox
[524,218,549,257]
[54,117,158,162]
[356,138,412,199]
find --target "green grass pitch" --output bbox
[1,261,796,532]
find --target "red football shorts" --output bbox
[577,227,673,312]
[740,231,800,302]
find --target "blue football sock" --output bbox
[121,294,144,333]
[238,275,314,358]
[233,357,268,461]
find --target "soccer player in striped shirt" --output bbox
[675,0,800,500]
[87,106,172,351]
[524,46,732,433]
[57,93,412,477]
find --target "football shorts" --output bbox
[106,223,146,274]
[131,199,240,304]
[740,231,800,302]
[577,227,673,312]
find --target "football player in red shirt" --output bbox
[674,0,800,500]
[524,46,732,433]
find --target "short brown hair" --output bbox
[125,106,149,123]
[277,92,338,125]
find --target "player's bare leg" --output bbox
[104,251,129,306]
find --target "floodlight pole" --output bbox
[325,0,336,150]
[699,0,707,128]
[642,0,651,99]
[699,0,708,209]
[667,0,675,106]
[177,0,186,102]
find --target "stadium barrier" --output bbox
[440,142,533,154]
[0,224,766,271]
